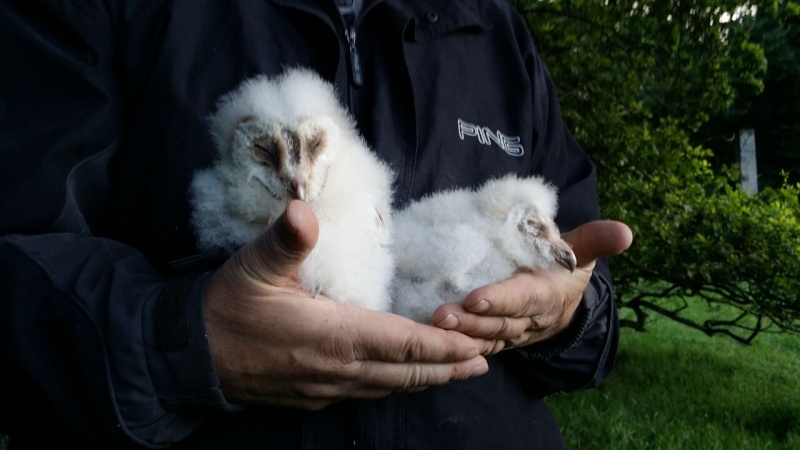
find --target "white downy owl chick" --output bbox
[189,68,396,311]
[390,174,578,323]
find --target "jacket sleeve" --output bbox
[0,2,233,447]
[502,18,620,398]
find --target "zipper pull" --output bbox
[345,26,363,87]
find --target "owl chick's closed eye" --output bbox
[189,68,396,312]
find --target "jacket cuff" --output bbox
[145,272,242,412]
[513,270,607,361]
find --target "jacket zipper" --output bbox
[340,0,382,118]
[345,26,363,88]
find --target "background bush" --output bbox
[513,0,800,341]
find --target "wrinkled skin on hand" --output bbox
[432,220,633,355]
[204,200,491,410]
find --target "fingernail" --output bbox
[471,361,489,377]
[468,300,490,313]
[434,314,458,329]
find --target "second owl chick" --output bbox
[189,68,396,312]
[390,175,577,323]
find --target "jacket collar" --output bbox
[269,0,339,20]
[401,0,495,42]
[269,0,494,42]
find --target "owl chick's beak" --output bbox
[289,179,307,202]
[553,243,577,273]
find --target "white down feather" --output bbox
[390,174,571,323]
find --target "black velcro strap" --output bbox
[155,275,197,351]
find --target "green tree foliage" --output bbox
[512,0,800,342]
[701,1,800,187]
[753,2,800,187]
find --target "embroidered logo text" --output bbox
[457,118,524,157]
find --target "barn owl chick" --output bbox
[189,68,396,311]
[390,174,577,323]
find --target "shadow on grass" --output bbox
[745,405,798,442]
[548,326,800,449]
[617,342,796,438]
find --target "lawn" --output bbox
[547,306,800,449]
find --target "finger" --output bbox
[242,200,320,284]
[459,271,559,318]
[350,356,489,391]
[284,355,489,405]
[432,304,533,341]
[348,308,482,363]
[562,220,632,267]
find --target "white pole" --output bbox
[739,129,758,195]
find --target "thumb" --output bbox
[240,200,320,284]
[562,220,633,267]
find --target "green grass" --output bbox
[547,307,800,449]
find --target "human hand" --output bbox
[204,200,490,410]
[430,220,632,355]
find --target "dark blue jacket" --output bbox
[0,0,618,448]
